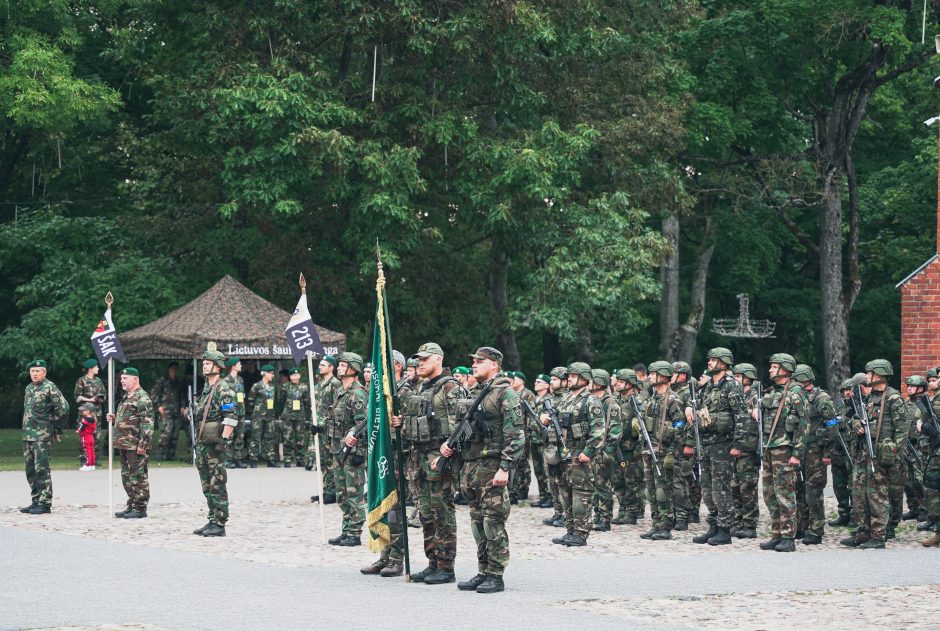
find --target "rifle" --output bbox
[916,396,940,437]
[540,398,571,471]
[629,395,660,477]
[854,384,876,474]
[688,381,704,480]
[186,386,196,465]
[338,419,367,465]
[755,382,764,472]
[906,438,924,469]
[834,424,853,465]
[433,383,493,473]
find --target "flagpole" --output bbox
[105,292,115,518]
[301,274,327,545]
[377,244,411,580]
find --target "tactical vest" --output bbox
[560,393,592,450]
[328,383,366,439]
[403,375,461,446]
[700,376,735,441]
[461,377,515,460]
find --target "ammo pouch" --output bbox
[877,441,897,467]
[543,443,560,466]
[714,411,733,435]
[201,421,223,444]
[662,454,676,471]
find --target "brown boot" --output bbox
[360,559,387,575]
[922,532,940,548]
[379,560,403,577]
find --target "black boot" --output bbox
[693,524,718,544]
[759,537,782,550]
[707,527,731,546]
[801,533,822,545]
[458,574,487,591]
[901,509,920,521]
[564,533,587,546]
[423,568,456,584]
[476,576,505,593]
[774,537,795,552]
[201,523,225,537]
[410,565,438,583]
[828,514,851,527]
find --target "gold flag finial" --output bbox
[299,272,307,294]
[376,240,386,287]
[105,291,114,307]
[207,341,217,352]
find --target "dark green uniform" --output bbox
[114,387,154,512]
[247,379,276,464]
[328,380,368,537]
[556,389,605,540]
[23,376,69,508]
[278,381,310,467]
[760,380,807,540]
[195,376,238,527]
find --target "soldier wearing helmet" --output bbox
[508,371,537,506]
[539,366,571,527]
[828,375,861,528]
[901,375,928,528]
[540,362,605,547]
[757,353,808,552]
[528,374,553,509]
[611,368,647,524]
[190,347,239,537]
[670,361,699,530]
[589,369,623,532]
[682,348,748,547]
[728,363,761,539]
[918,371,940,545]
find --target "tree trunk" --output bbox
[818,167,851,393]
[574,327,593,363]
[542,331,561,373]
[488,245,521,370]
[670,214,715,363]
[659,213,680,360]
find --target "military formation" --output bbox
[17,344,940,593]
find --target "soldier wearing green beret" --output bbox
[509,371,536,505]
[74,358,106,459]
[153,362,187,461]
[277,367,310,468]
[20,360,69,514]
[247,364,277,468]
[107,367,154,518]
[223,357,248,468]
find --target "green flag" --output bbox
[365,263,399,552]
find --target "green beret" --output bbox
[514,371,526,380]
[28,359,47,369]
[453,366,470,375]
[260,364,275,373]
[121,367,139,376]
[225,356,241,368]
[82,358,98,370]
[323,354,337,367]
[535,374,550,384]
[289,367,300,375]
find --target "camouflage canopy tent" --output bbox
[121,275,345,362]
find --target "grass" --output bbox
[0,428,195,472]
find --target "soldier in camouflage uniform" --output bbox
[590,369,622,531]
[758,353,807,552]
[669,362,695,529]
[74,358,106,457]
[107,367,154,518]
[541,367,570,527]
[545,362,605,547]
[828,376,862,528]
[841,359,908,549]
[901,376,927,523]
[730,363,761,539]
[246,364,277,467]
[635,361,685,540]
[21,359,69,514]
[306,356,341,503]
[529,374,553,507]
[278,368,310,467]
[917,373,940,546]
[792,364,837,544]
[685,348,749,546]
[223,357,247,468]
[328,352,368,546]
[189,349,239,537]
[509,371,536,504]
[613,368,646,524]
[445,346,522,594]
[152,362,187,461]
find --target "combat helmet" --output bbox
[769,353,797,372]
[672,361,692,376]
[864,359,893,377]
[792,364,815,383]
[591,369,610,388]
[648,360,673,378]
[567,362,593,381]
[202,349,227,369]
[707,347,734,367]
[906,375,928,388]
[339,352,364,374]
[732,363,758,380]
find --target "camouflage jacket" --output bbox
[225,373,246,418]
[616,392,643,454]
[640,389,685,458]
[737,386,761,454]
[851,386,907,465]
[328,381,368,452]
[533,393,554,445]
[400,374,462,448]
[690,374,749,447]
[279,382,310,421]
[73,374,106,419]
[315,375,343,423]
[803,387,837,457]
[761,380,807,455]
[151,376,185,415]
[194,377,238,443]
[247,380,276,420]
[23,379,70,441]
[599,393,623,459]
[557,388,605,459]
[518,388,537,441]
[461,375,524,471]
[114,387,154,451]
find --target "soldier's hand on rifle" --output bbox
[683,446,695,457]
[106,412,115,424]
[917,419,923,433]
[440,443,454,458]
[684,407,695,424]
[788,456,800,466]
[391,415,402,428]
[730,448,742,458]
[751,408,759,421]
[539,413,550,426]
[136,446,146,456]
[492,468,509,486]
[344,433,358,448]
[577,452,591,464]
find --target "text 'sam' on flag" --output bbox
[284,286,324,365]
[365,264,399,553]
[90,307,125,367]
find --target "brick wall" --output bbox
[900,263,940,380]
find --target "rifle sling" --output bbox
[764,382,789,452]
[874,390,888,445]
[197,382,221,441]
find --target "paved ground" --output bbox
[2,467,940,630]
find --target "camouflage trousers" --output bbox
[761,447,798,538]
[261,419,284,462]
[644,454,675,530]
[460,458,511,577]
[305,430,335,494]
[119,449,150,510]
[731,452,760,531]
[592,452,615,523]
[923,454,940,522]
[558,458,595,538]
[613,457,644,518]
[544,449,565,517]
[380,453,411,564]
[802,447,828,536]
[247,415,269,463]
[903,454,924,513]
[672,457,692,521]
[195,442,228,526]
[509,437,532,501]
[410,449,456,570]
[700,441,734,529]
[830,452,853,520]
[229,418,249,462]
[888,458,905,532]
[281,419,306,466]
[156,413,190,460]
[529,443,550,501]
[24,440,53,507]
[851,459,893,541]
[333,456,365,536]
[683,456,702,518]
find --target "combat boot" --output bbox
[901,509,920,521]
[858,538,885,549]
[305,463,314,471]
[733,528,756,539]
[123,509,147,519]
[322,493,337,505]
[538,498,554,508]
[551,518,565,528]
[338,535,361,546]
[917,520,936,531]
[611,514,628,525]
[801,533,822,545]
[248,461,258,468]
[423,568,456,584]
[542,515,561,526]
[674,519,688,531]
[114,509,130,518]
[921,532,940,547]
[192,522,212,535]
[380,561,403,577]
[692,524,718,544]
[26,505,50,514]
[840,534,869,547]
[564,533,587,546]
[552,532,573,545]
[650,529,672,540]
[707,527,731,546]
[201,523,225,537]
[622,514,638,525]
[689,510,700,523]
[458,574,487,591]
[409,565,437,583]
[640,528,657,539]
[759,537,781,550]
[360,559,387,575]
[476,576,505,594]
[19,504,37,513]
[774,538,795,552]
[828,514,851,527]
[594,521,611,532]
[794,529,805,539]
[328,534,345,545]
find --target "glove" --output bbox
[631,418,641,434]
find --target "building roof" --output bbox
[896,254,939,289]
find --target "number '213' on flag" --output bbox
[90,307,126,367]
[285,290,324,365]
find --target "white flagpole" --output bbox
[105,292,115,517]
[300,274,327,544]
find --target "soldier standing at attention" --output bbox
[509,371,536,505]
[443,346,522,594]
[189,349,239,537]
[759,353,807,553]
[841,360,907,549]
[21,359,69,514]
[541,367,570,527]
[152,362,186,461]
[329,352,368,546]
[107,367,154,519]
[247,364,277,468]
[545,362,604,547]
[223,357,247,468]
[306,356,341,506]
[685,348,748,546]
[530,374,553,508]
[590,369,622,532]
[74,358,106,457]
[279,368,310,468]
[792,364,836,544]
[730,363,761,539]
[917,372,940,546]
[612,369,645,525]
[669,362,694,530]
[828,376,861,528]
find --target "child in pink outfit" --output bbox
[77,403,97,470]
